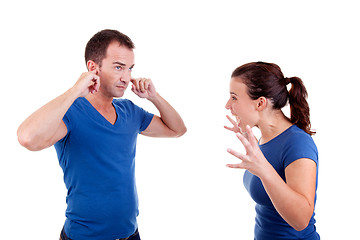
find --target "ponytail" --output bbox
[231,62,315,136]
[287,77,316,135]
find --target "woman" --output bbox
[225,62,320,239]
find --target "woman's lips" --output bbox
[231,113,241,126]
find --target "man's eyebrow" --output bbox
[113,61,126,66]
[113,62,135,69]
[230,92,238,96]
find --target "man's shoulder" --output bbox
[113,98,143,115]
[113,98,133,105]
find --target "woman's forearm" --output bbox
[260,167,314,231]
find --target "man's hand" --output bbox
[131,78,157,100]
[73,72,100,98]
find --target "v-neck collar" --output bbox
[82,97,118,126]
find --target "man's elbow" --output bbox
[174,126,187,137]
[292,215,312,232]
[17,130,45,151]
[293,222,308,232]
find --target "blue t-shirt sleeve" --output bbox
[62,108,73,133]
[137,106,154,132]
[57,99,80,143]
[282,133,318,168]
[54,100,79,160]
[120,99,154,133]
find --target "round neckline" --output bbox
[259,125,296,147]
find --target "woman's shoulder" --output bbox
[282,125,318,167]
[286,125,315,144]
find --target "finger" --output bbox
[226,115,237,126]
[245,125,258,146]
[93,75,100,90]
[131,84,139,94]
[144,79,150,91]
[236,132,252,151]
[226,164,244,169]
[88,75,100,94]
[227,148,247,161]
[90,69,97,76]
[131,78,140,90]
[224,126,234,131]
[139,78,145,92]
[90,83,99,94]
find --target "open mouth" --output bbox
[231,113,241,127]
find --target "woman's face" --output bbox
[225,77,259,133]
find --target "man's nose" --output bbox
[121,69,132,83]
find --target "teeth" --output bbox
[230,113,241,126]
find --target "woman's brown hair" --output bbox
[231,61,315,135]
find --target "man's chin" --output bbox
[113,89,126,98]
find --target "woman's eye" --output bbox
[232,97,237,101]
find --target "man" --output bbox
[17,29,186,240]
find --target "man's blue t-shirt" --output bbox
[243,125,320,240]
[54,97,153,240]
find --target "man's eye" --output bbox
[129,67,133,72]
[115,66,123,70]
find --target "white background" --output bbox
[1,0,359,239]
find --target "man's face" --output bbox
[97,41,135,98]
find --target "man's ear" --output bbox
[256,97,267,111]
[87,60,99,74]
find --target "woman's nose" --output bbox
[225,100,231,110]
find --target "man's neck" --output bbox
[85,91,114,110]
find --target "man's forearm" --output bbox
[17,87,80,150]
[17,72,99,151]
[148,93,187,136]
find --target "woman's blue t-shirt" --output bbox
[54,97,153,240]
[243,125,320,240]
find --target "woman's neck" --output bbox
[258,110,292,145]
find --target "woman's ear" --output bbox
[87,60,99,74]
[256,97,267,111]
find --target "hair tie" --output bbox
[284,77,291,85]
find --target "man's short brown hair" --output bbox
[85,29,135,67]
